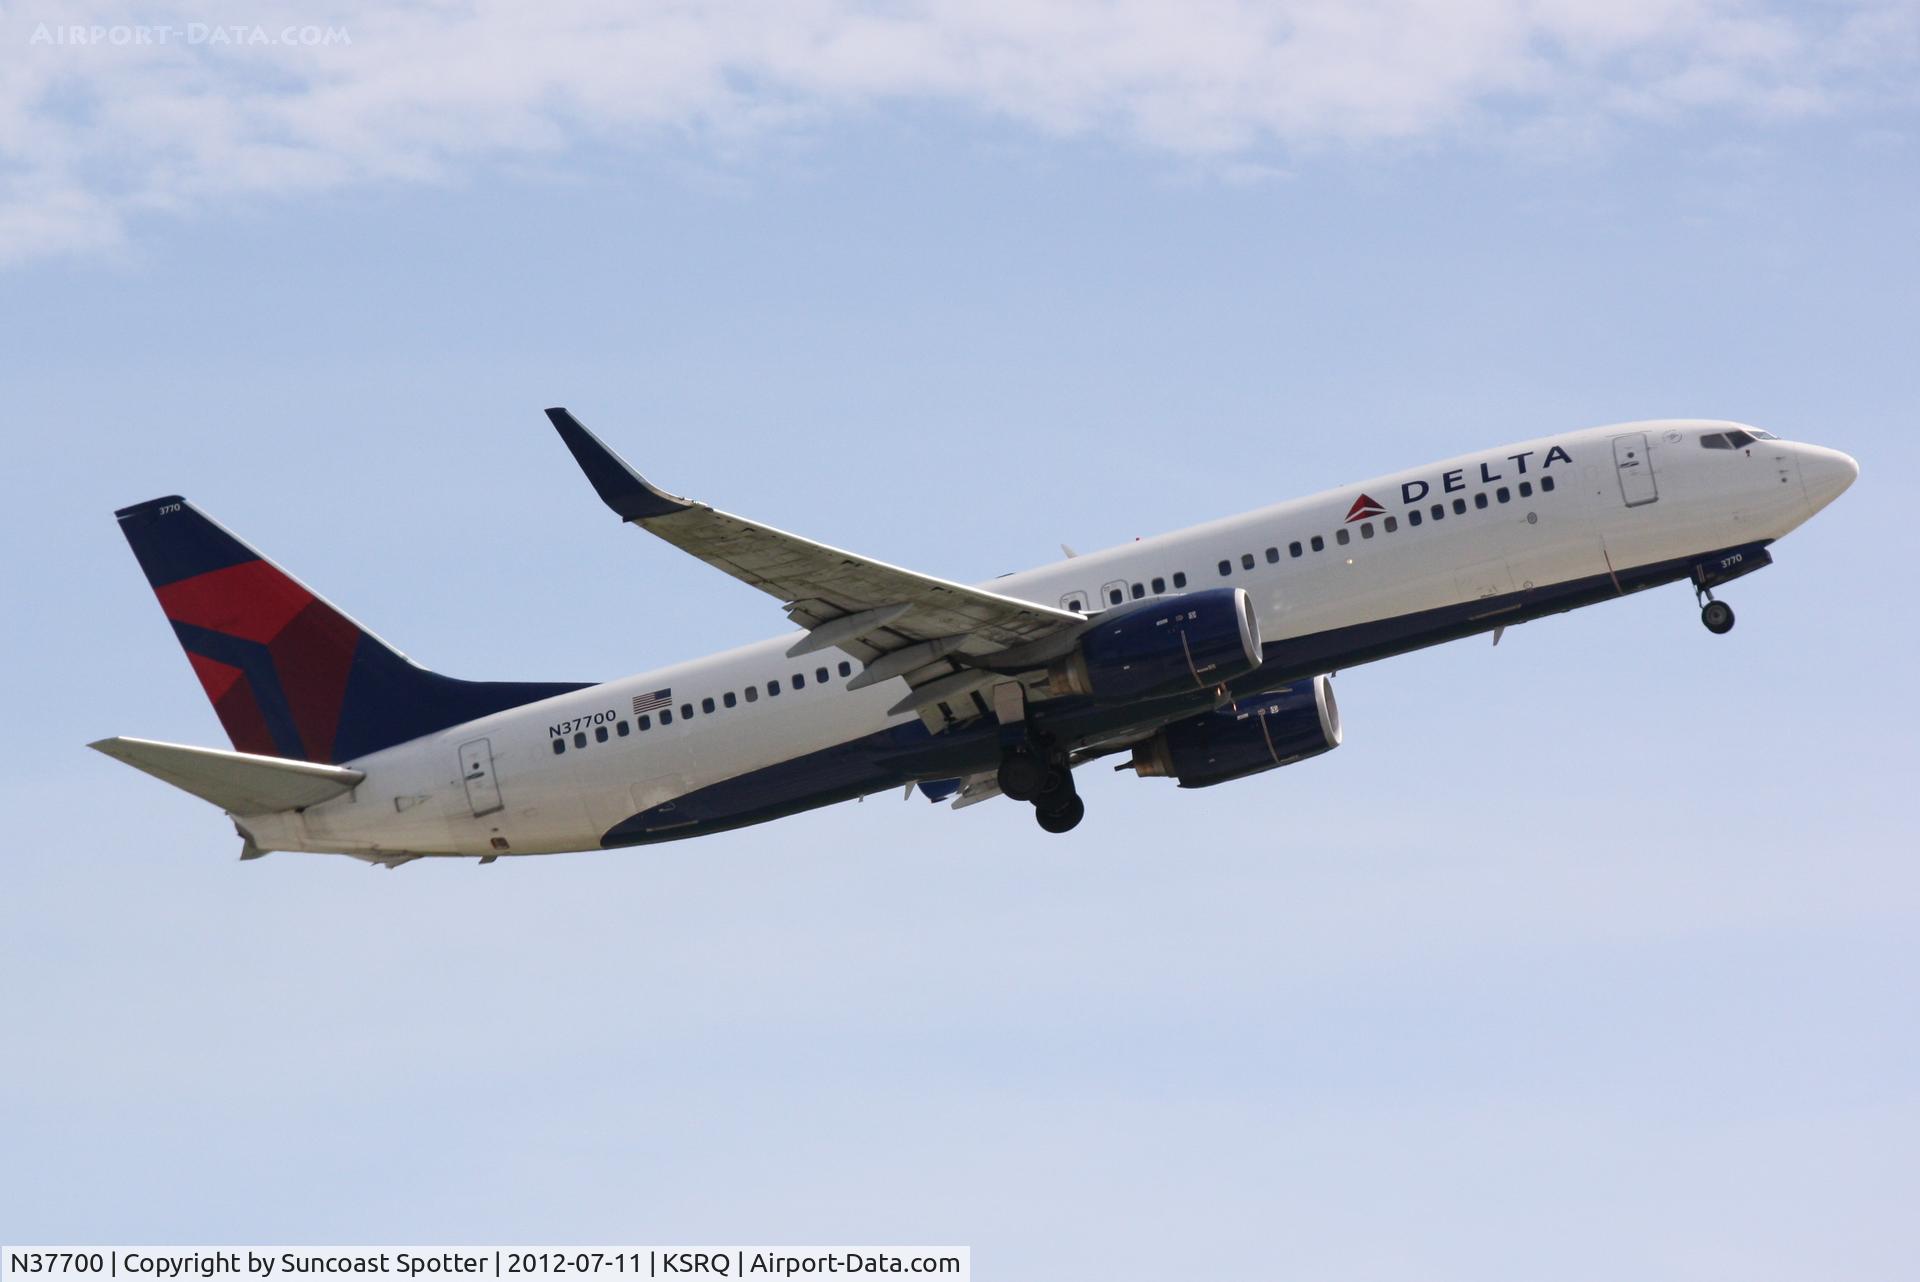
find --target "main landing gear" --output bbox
[999,739,1084,833]
[1696,584,1736,635]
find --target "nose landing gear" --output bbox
[1688,545,1771,636]
[1696,584,1736,635]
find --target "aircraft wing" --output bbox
[548,408,1087,724]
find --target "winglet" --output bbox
[545,407,695,520]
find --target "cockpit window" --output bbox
[1701,433,1732,449]
[1748,429,1777,440]
[1724,430,1756,448]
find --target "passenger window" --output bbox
[768,680,780,696]
[1453,498,1467,514]
[724,691,737,708]
[660,710,673,725]
[1310,535,1325,552]
[1408,510,1422,527]
[1474,493,1489,509]
[1131,583,1145,599]
[552,738,565,755]
[1496,486,1510,503]
[639,714,651,729]
[1384,516,1397,533]
[1110,587,1125,604]
[792,673,805,689]
[1241,553,1255,570]
[680,703,693,719]
[1289,541,1303,558]
[1151,576,1165,594]
[574,732,587,748]
[1431,504,1444,520]
[1360,522,1374,539]
[1265,547,1279,564]
[816,666,829,683]
[595,725,609,743]
[702,697,716,714]
[745,687,758,703]
[1541,475,1556,492]
[1172,571,1187,589]
[1218,560,1231,577]
[1336,528,1350,546]
[617,721,630,736]
[1518,481,1533,498]
[838,661,852,677]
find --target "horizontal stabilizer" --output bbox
[90,736,365,814]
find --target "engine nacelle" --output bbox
[1127,675,1342,788]
[1048,587,1262,702]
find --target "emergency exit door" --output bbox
[459,738,503,817]
[1613,432,1658,508]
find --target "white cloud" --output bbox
[1,0,1914,264]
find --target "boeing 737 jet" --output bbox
[93,411,1857,865]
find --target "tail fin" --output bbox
[114,497,589,764]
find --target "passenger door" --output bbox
[1613,432,1658,508]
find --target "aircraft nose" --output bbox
[1799,444,1860,515]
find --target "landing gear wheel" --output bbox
[1035,794,1085,833]
[997,749,1051,802]
[1035,770,1078,814]
[1701,600,1735,635]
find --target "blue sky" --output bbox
[3,3,1917,1277]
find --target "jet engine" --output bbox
[1048,587,1262,702]
[1126,675,1342,788]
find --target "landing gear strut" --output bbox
[999,737,1084,832]
[1696,584,1736,635]
[996,745,1057,801]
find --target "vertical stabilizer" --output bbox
[113,497,589,763]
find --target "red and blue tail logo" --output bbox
[155,558,361,762]
[115,497,587,764]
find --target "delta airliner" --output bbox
[94,411,1857,865]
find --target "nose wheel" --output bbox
[1697,587,1736,635]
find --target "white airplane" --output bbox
[93,412,1856,865]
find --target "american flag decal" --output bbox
[632,688,672,715]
